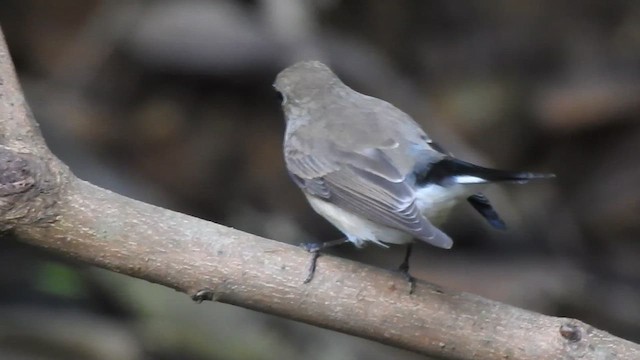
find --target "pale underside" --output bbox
[305,182,481,248]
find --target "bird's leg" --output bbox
[300,238,348,284]
[397,243,416,294]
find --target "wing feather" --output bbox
[286,142,452,249]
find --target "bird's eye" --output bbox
[275,91,287,105]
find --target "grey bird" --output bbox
[274,61,553,291]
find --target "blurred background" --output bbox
[1,0,639,359]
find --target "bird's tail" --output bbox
[423,158,555,186]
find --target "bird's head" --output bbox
[273,61,342,113]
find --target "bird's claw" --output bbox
[397,266,416,295]
[303,251,321,284]
[404,273,417,295]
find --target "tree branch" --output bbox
[0,27,638,359]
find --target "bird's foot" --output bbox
[300,242,322,284]
[299,238,348,284]
[397,263,416,295]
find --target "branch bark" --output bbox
[0,27,638,360]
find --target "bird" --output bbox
[273,60,554,292]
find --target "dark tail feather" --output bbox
[422,158,555,186]
[467,193,507,230]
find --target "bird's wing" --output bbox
[285,143,452,249]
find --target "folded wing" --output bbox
[285,143,453,249]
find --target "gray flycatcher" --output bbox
[274,60,553,292]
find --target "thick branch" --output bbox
[0,27,638,359]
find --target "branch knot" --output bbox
[0,146,61,230]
